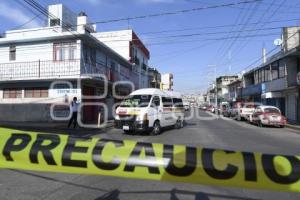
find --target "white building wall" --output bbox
[93,30,131,60]
[93,30,149,89]
[0,41,81,63]
[161,73,173,90]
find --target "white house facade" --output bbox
[0,4,149,123]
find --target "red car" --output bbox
[252,106,287,128]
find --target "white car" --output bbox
[251,106,287,128]
[183,102,190,111]
[115,88,185,135]
[232,102,258,121]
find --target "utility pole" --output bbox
[208,65,217,113]
[228,50,232,74]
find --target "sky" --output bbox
[1,0,300,94]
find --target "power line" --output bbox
[82,0,262,25]
[216,1,262,67]
[239,27,300,74]
[231,0,287,61]
[211,1,260,69]
[140,17,300,36]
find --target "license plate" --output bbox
[123,125,130,130]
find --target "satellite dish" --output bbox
[274,38,282,46]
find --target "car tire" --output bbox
[123,130,134,135]
[123,130,132,135]
[150,121,161,135]
[279,125,285,128]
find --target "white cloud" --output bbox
[0,1,40,29]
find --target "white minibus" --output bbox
[115,88,185,135]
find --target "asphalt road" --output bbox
[1,109,300,200]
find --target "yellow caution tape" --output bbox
[0,129,299,193]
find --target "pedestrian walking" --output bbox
[68,97,79,128]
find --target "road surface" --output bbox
[1,109,300,200]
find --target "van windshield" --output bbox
[120,95,152,107]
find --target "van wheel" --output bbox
[279,125,285,128]
[123,130,134,135]
[150,121,161,136]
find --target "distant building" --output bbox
[161,73,174,91]
[216,75,239,104]
[227,79,242,102]
[148,68,161,88]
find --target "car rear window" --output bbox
[264,108,280,113]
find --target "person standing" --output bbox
[68,97,79,128]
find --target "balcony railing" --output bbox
[0,59,146,88]
[0,59,80,81]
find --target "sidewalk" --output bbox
[286,123,300,131]
[0,120,115,133]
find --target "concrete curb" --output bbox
[0,120,115,131]
[285,124,300,131]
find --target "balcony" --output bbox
[0,59,80,81]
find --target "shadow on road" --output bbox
[10,170,260,200]
[0,124,105,138]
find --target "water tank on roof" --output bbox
[78,11,87,16]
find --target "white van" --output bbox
[114,88,185,135]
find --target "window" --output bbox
[120,95,151,107]
[3,88,22,98]
[264,66,271,82]
[9,46,16,61]
[24,88,48,98]
[173,98,183,108]
[279,63,285,78]
[271,61,279,80]
[50,19,60,26]
[264,107,280,113]
[111,61,116,69]
[162,97,173,107]
[254,70,259,84]
[54,42,76,61]
[259,69,262,83]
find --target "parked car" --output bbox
[200,105,208,110]
[208,105,215,113]
[183,101,190,111]
[231,102,257,121]
[251,106,286,128]
[222,105,232,117]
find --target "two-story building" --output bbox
[227,79,242,103]
[242,26,300,122]
[0,4,148,124]
[93,29,150,89]
[216,75,239,104]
